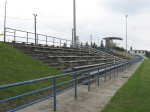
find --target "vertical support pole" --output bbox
[53,37,55,46]
[117,62,118,75]
[126,14,128,53]
[14,30,16,42]
[4,1,7,43]
[46,36,47,45]
[34,14,37,45]
[73,0,76,44]
[109,64,111,79]
[27,32,29,44]
[66,40,67,47]
[98,68,100,86]
[74,72,77,99]
[37,34,38,45]
[113,63,115,77]
[72,28,74,46]
[88,72,90,92]
[104,65,107,82]
[53,77,56,111]
[60,38,61,47]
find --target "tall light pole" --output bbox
[126,14,128,52]
[73,0,76,45]
[4,1,7,42]
[34,14,37,45]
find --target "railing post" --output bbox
[53,77,56,111]
[88,72,90,92]
[98,68,100,86]
[27,32,29,44]
[109,64,111,79]
[60,38,61,47]
[14,30,16,42]
[4,27,6,42]
[46,36,48,45]
[117,62,118,75]
[74,72,77,99]
[122,61,124,71]
[53,37,55,46]
[104,65,107,82]
[66,40,67,47]
[113,63,115,77]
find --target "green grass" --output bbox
[101,59,150,112]
[0,42,71,101]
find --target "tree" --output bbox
[85,42,89,46]
[92,42,97,48]
[100,40,104,48]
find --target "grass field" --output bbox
[0,42,71,111]
[101,59,150,112]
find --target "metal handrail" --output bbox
[0,57,143,112]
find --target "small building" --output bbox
[129,50,146,56]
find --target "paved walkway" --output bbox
[17,62,142,112]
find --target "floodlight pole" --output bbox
[34,14,37,45]
[126,14,128,53]
[4,1,7,42]
[73,0,76,45]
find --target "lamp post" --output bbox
[34,14,37,45]
[126,14,128,52]
[73,0,76,45]
[4,1,7,42]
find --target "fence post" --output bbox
[98,67,100,86]
[53,77,56,111]
[88,72,90,92]
[74,72,77,99]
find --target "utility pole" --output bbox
[126,14,128,53]
[4,1,7,42]
[72,28,74,45]
[73,0,76,45]
[34,14,37,45]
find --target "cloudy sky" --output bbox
[0,0,150,50]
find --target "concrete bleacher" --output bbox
[10,42,125,72]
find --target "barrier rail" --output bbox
[0,57,143,112]
[4,27,72,47]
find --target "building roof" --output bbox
[129,50,147,51]
[103,37,123,40]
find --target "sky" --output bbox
[0,0,150,50]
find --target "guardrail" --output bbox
[4,27,72,47]
[0,57,143,112]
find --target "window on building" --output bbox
[143,51,145,54]
[139,51,141,53]
[135,51,137,53]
